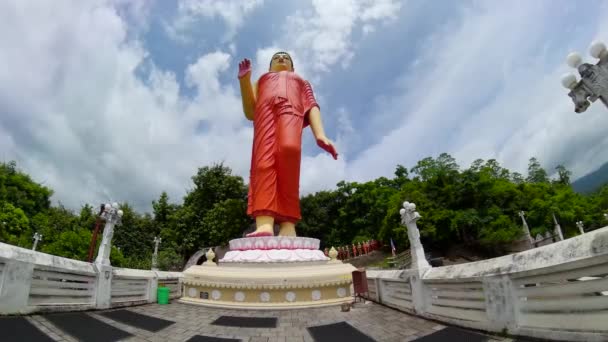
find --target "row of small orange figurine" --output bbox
[323,240,380,260]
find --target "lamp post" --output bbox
[32,232,42,251]
[94,202,123,267]
[88,204,107,262]
[561,40,608,113]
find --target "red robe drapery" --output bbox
[247,71,319,223]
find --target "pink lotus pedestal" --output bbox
[179,237,356,309]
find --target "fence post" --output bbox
[400,201,432,315]
[149,271,159,303]
[482,275,518,333]
[0,260,34,314]
[94,264,113,309]
[93,203,123,309]
[372,277,381,303]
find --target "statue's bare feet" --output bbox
[248,216,274,237]
[246,230,273,237]
[278,222,296,236]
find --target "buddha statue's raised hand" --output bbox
[238,58,252,79]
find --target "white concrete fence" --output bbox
[0,242,182,315]
[2,198,607,341]
[365,201,608,342]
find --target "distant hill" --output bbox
[572,161,608,193]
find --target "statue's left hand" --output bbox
[238,58,252,79]
[316,137,338,160]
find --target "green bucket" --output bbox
[157,286,170,305]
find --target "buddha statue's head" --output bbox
[269,51,294,72]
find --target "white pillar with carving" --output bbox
[518,211,534,247]
[400,201,431,315]
[576,221,585,234]
[552,213,564,241]
[94,203,123,267]
[32,232,42,251]
[152,236,161,271]
[94,202,123,310]
[400,202,430,271]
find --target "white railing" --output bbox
[29,268,97,308]
[365,220,608,342]
[0,262,5,293]
[423,279,488,330]
[110,269,154,305]
[0,242,183,314]
[158,275,182,299]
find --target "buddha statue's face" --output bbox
[269,52,293,72]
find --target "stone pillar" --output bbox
[552,213,564,241]
[148,272,159,303]
[576,221,585,235]
[0,260,34,314]
[152,237,161,271]
[482,275,518,333]
[32,232,42,251]
[518,211,534,247]
[94,202,123,309]
[94,203,123,267]
[400,201,432,315]
[94,264,113,309]
[400,202,431,271]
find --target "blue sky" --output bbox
[1,0,608,212]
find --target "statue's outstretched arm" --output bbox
[308,106,338,160]
[303,80,338,160]
[238,58,256,121]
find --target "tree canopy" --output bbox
[1,155,607,270]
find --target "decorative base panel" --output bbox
[229,236,320,251]
[221,249,329,263]
[178,288,352,310]
[179,261,356,309]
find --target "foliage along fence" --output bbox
[0,242,182,315]
[365,220,608,342]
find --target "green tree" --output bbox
[526,157,549,183]
[177,163,250,260]
[0,201,31,246]
[0,161,53,217]
[554,165,572,186]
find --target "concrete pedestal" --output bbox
[179,237,356,309]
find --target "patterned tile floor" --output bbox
[25,300,514,342]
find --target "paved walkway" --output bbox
[25,300,513,342]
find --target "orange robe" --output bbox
[247,71,319,223]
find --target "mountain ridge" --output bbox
[572,161,608,193]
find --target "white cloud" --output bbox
[110,0,153,33]
[166,0,265,43]
[347,1,608,182]
[0,0,253,211]
[250,0,401,82]
[282,0,401,74]
[4,0,608,217]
